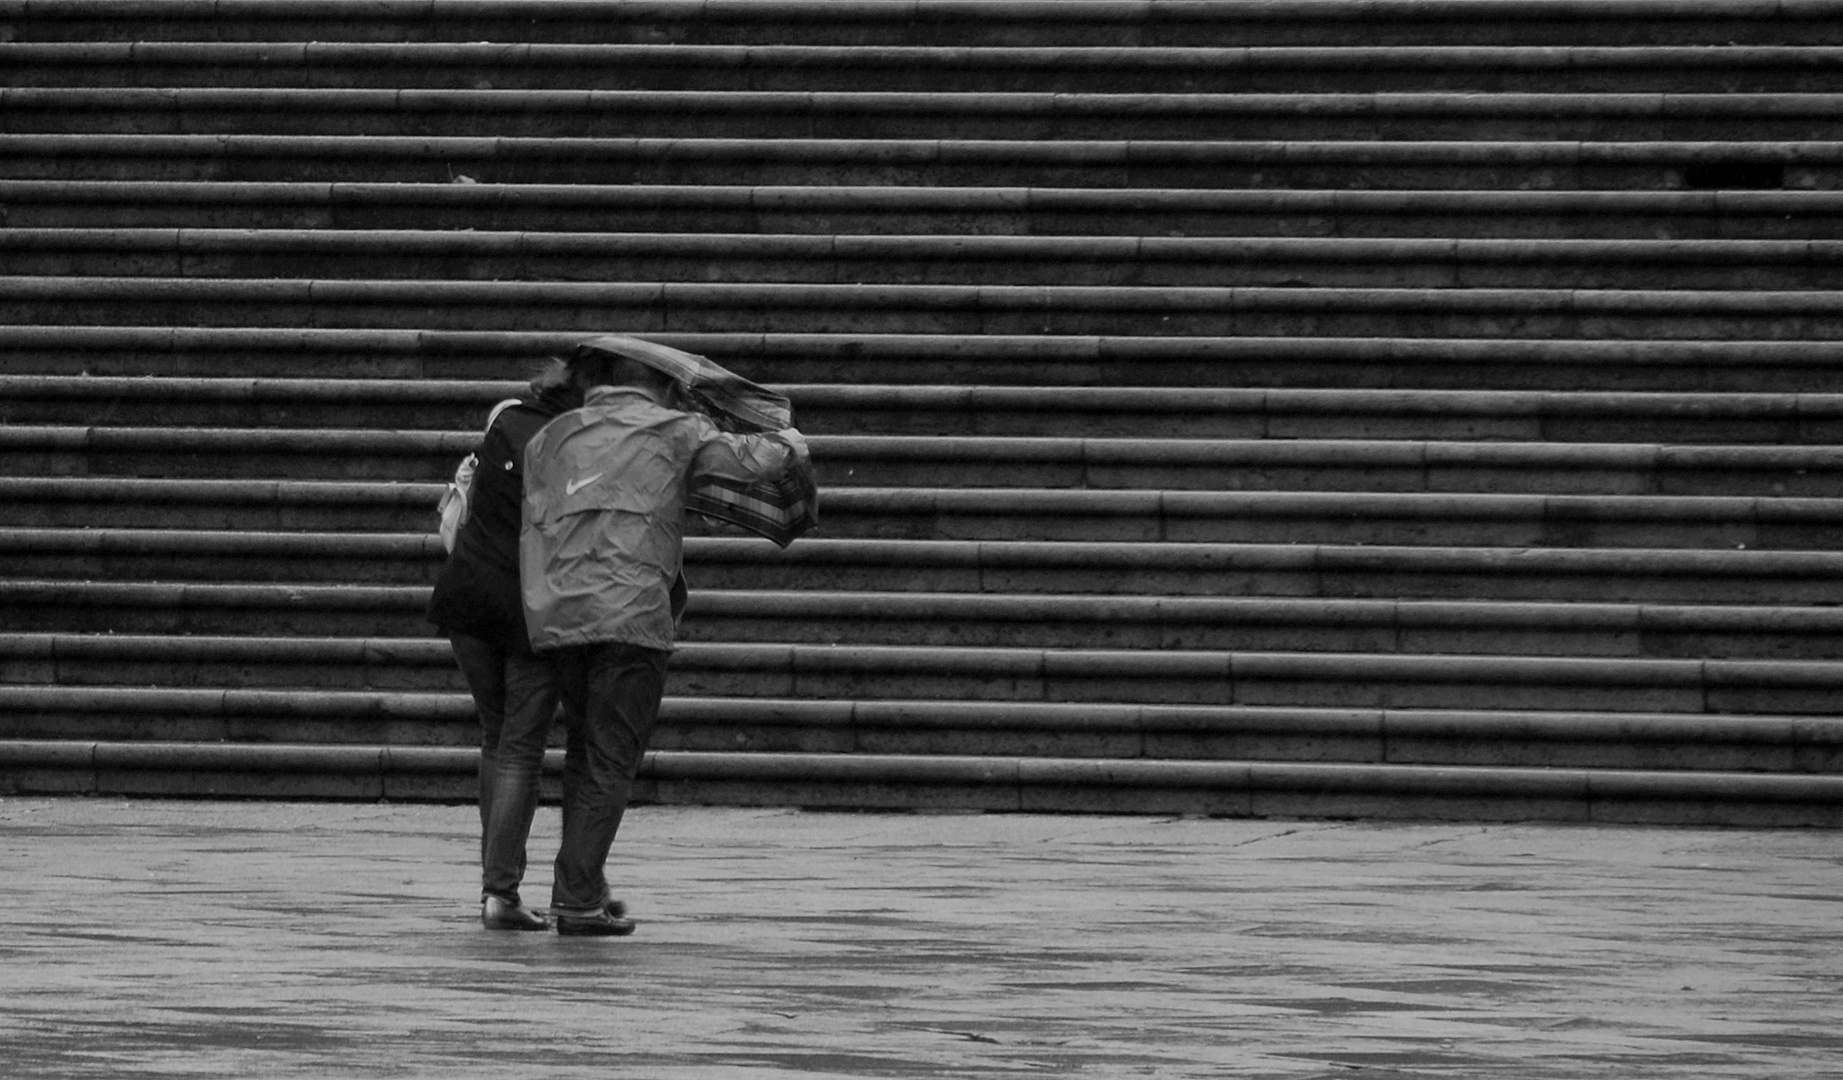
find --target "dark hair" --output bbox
[526,356,586,411]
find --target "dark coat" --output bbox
[426,385,576,651]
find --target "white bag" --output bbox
[437,452,479,553]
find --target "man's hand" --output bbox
[776,428,810,465]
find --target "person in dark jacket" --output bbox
[426,362,584,932]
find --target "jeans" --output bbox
[456,633,585,907]
[482,641,667,916]
[448,631,519,873]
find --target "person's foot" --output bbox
[481,895,550,931]
[556,908,636,937]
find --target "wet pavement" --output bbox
[1,797,1840,1078]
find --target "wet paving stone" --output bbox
[1,798,1840,1078]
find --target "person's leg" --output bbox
[558,689,589,871]
[551,642,668,926]
[479,648,562,911]
[447,631,507,866]
[554,684,633,921]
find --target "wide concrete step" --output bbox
[0,425,480,481]
[4,579,1839,660]
[14,228,1843,290]
[4,133,1833,190]
[772,488,1843,548]
[7,530,1838,605]
[4,182,1840,241]
[7,426,1841,494]
[35,377,1843,442]
[403,591,1843,661]
[10,0,1840,48]
[2,686,1839,775]
[17,379,1841,444]
[678,538,1843,605]
[811,438,1843,494]
[0,476,446,532]
[785,386,1843,441]
[8,737,1840,822]
[8,87,1839,142]
[3,476,1838,548]
[8,330,1840,391]
[6,277,1838,338]
[9,42,1842,93]
[4,632,1839,713]
[436,697,1843,776]
[0,527,441,585]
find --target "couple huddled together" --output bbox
[426,336,814,936]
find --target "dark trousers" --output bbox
[482,640,667,915]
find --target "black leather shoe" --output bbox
[482,895,550,932]
[556,909,635,937]
[605,898,627,920]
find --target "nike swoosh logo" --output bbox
[565,473,605,496]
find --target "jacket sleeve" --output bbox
[688,422,806,483]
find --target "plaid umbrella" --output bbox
[572,335,819,548]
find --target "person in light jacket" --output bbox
[481,343,808,937]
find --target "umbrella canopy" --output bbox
[572,335,819,548]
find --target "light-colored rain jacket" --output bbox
[520,384,806,652]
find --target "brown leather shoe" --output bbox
[481,895,550,932]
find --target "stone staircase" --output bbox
[2,0,1841,823]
